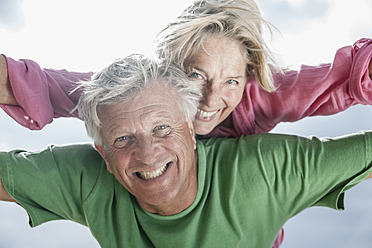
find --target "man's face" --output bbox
[96,81,198,215]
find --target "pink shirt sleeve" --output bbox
[210,38,372,137]
[0,56,92,130]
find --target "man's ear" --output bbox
[95,144,113,174]
[187,118,197,150]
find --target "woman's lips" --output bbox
[196,109,219,120]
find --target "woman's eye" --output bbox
[227,79,238,85]
[189,72,203,80]
[153,125,172,137]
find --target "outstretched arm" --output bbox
[0,171,16,202]
[263,38,372,128]
[0,55,17,105]
[0,54,93,130]
[210,38,372,138]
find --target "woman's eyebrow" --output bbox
[190,66,206,74]
[192,66,245,80]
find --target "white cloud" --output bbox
[270,0,372,68]
[0,0,25,31]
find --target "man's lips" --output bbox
[136,162,170,180]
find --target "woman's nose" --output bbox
[203,82,220,108]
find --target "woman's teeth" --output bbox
[197,109,218,118]
[136,164,169,180]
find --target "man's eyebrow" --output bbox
[152,115,175,124]
[106,121,129,136]
[151,112,178,124]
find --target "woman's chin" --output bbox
[193,121,215,136]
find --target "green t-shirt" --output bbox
[1,132,372,247]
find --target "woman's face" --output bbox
[187,35,247,135]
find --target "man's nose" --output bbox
[134,137,159,165]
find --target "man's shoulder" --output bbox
[48,142,98,154]
[1,142,99,160]
[47,142,103,167]
[196,133,303,163]
[195,134,264,160]
[196,133,270,147]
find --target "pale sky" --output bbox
[0,0,372,247]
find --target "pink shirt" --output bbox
[1,38,372,137]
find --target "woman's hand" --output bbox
[0,55,18,105]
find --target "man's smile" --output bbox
[135,163,171,180]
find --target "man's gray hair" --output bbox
[77,54,202,145]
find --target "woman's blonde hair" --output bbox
[156,0,277,92]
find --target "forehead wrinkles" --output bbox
[192,55,245,81]
[190,41,246,79]
[102,103,181,135]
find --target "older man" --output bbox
[0,54,372,247]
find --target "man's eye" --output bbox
[153,125,172,137]
[114,136,131,148]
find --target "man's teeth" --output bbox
[136,164,169,180]
[197,109,218,118]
